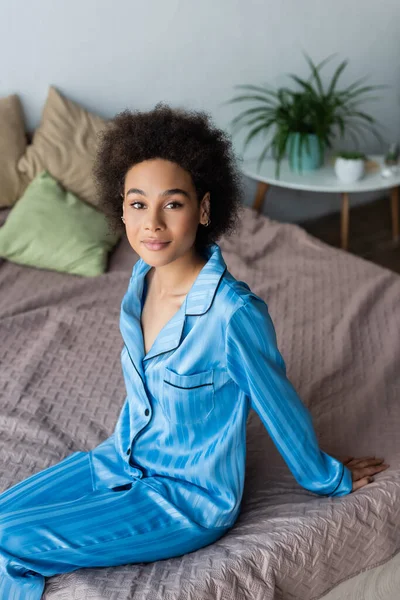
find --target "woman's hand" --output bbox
[336,455,390,491]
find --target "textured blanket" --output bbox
[0,205,399,600]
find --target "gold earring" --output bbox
[204,218,210,227]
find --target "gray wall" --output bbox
[1,0,400,222]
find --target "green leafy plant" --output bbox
[224,53,386,177]
[336,151,367,160]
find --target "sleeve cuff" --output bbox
[330,464,353,496]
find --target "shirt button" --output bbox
[144,408,150,416]
[126,448,131,455]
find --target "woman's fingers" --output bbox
[330,455,381,466]
[347,456,380,465]
[352,464,389,481]
[347,458,386,469]
[352,476,372,492]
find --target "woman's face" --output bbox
[122,159,210,266]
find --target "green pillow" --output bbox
[0,171,120,277]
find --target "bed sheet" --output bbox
[0,205,399,600]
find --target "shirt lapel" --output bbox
[119,257,149,382]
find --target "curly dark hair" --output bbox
[92,102,245,254]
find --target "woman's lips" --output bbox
[142,241,171,251]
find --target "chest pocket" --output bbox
[161,366,215,424]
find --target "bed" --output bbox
[0,203,399,600]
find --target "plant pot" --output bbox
[334,157,365,183]
[287,133,324,173]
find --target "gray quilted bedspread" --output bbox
[0,205,399,600]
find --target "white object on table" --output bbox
[334,157,365,184]
[242,154,400,251]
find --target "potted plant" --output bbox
[334,151,367,183]
[224,53,385,178]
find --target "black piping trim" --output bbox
[124,344,145,386]
[163,380,212,390]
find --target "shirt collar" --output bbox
[131,242,227,316]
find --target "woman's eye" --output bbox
[129,201,183,209]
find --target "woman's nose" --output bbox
[144,210,164,229]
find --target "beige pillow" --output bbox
[18,86,108,210]
[0,95,30,207]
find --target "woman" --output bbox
[0,103,389,599]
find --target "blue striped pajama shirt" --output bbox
[0,242,352,598]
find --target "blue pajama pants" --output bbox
[0,450,228,599]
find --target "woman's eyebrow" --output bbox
[126,188,190,199]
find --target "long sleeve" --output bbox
[225,296,352,497]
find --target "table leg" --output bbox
[390,186,399,243]
[252,181,270,214]
[341,192,349,251]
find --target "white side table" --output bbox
[242,155,400,251]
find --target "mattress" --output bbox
[0,204,399,600]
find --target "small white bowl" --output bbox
[334,157,365,184]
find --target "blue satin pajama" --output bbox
[0,242,352,598]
